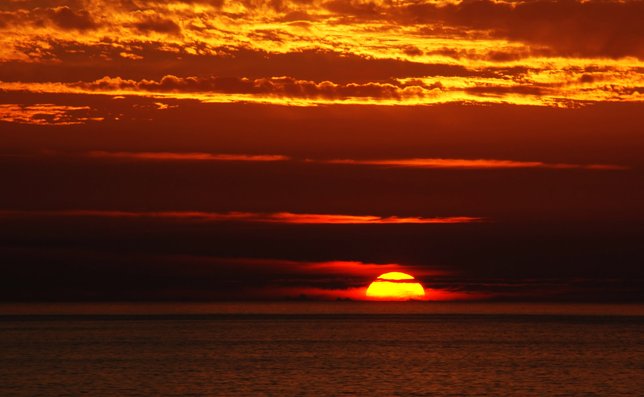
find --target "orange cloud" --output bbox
[398,0,644,59]
[195,257,442,278]
[325,158,628,171]
[0,104,103,125]
[4,1,642,59]
[78,152,628,171]
[0,210,482,224]
[2,70,640,107]
[47,6,97,31]
[69,75,438,100]
[86,151,289,162]
[130,13,181,35]
[1,0,642,103]
[259,213,480,224]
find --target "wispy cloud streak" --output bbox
[86,151,289,162]
[79,151,628,171]
[325,158,628,171]
[0,210,482,224]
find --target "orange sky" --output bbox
[0,1,643,302]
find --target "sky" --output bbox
[0,0,643,302]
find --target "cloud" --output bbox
[69,75,441,100]
[47,6,97,31]
[0,5,97,31]
[324,158,628,171]
[0,1,640,109]
[0,210,482,224]
[407,0,644,59]
[1,0,642,64]
[80,151,628,171]
[0,41,493,82]
[130,14,181,35]
[86,151,289,162]
[0,104,103,125]
[3,71,640,107]
[318,0,644,58]
[183,257,443,280]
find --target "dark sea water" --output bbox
[1,303,642,396]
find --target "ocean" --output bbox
[1,303,642,396]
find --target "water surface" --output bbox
[1,303,642,396]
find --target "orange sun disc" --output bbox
[365,272,425,300]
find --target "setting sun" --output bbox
[366,272,426,301]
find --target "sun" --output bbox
[365,272,426,300]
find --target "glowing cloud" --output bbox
[325,158,628,170]
[86,151,289,162]
[1,1,642,108]
[79,152,627,171]
[0,104,103,125]
[0,210,482,224]
[1,71,641,107]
